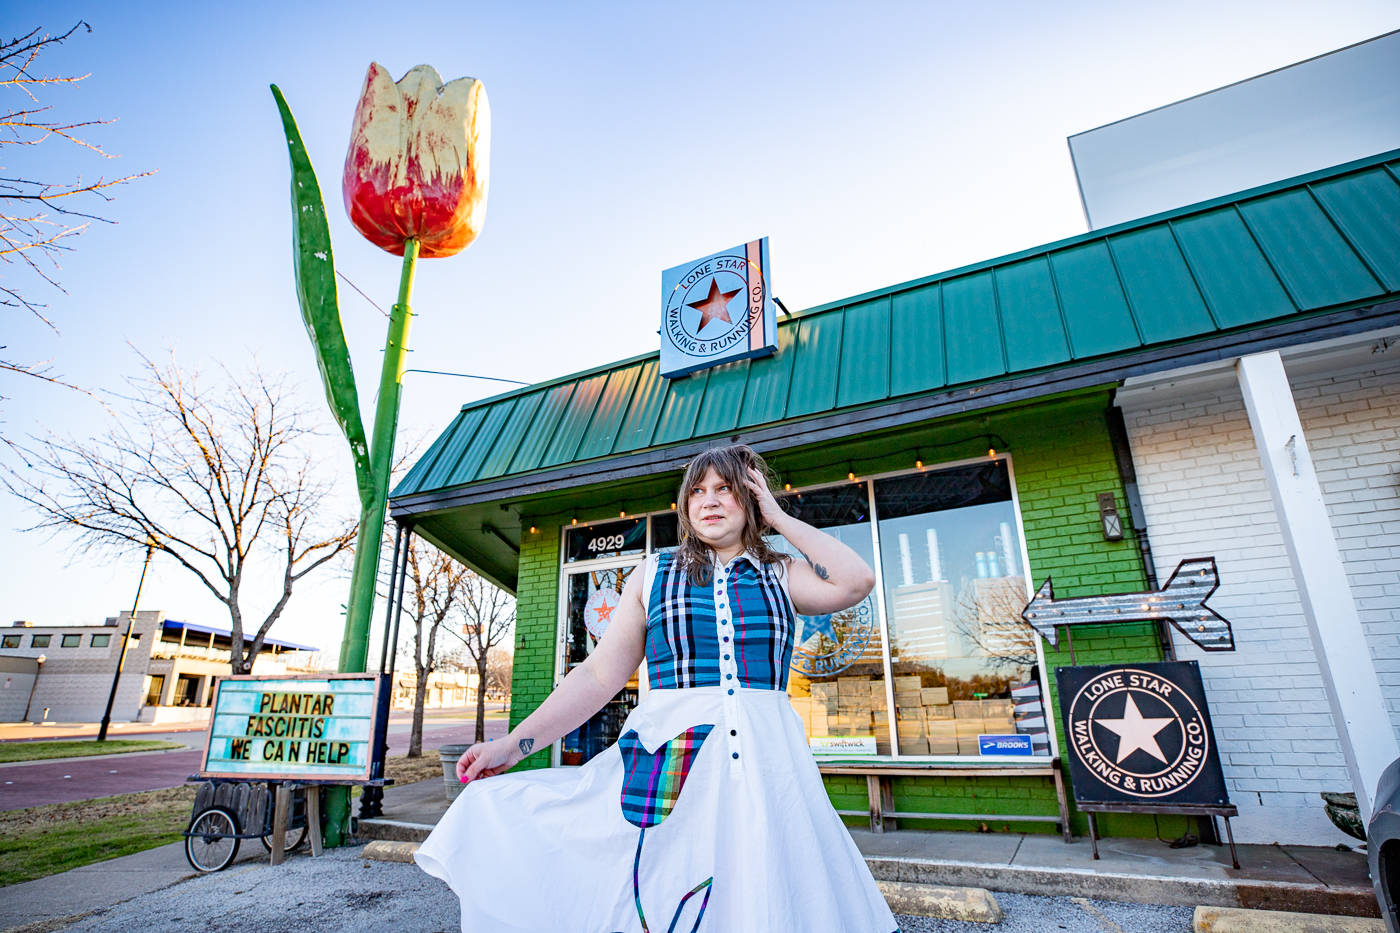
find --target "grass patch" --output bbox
[383,753,446,786]
[0,752,449,885]
[0,740,184,764]
[0,785,196,887]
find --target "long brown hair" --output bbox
[675,444,790,585]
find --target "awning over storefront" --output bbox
[392,148,1400,591]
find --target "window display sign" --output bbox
[1056,661,1229,806]
[660,238,778,378]
[200,673,388,782]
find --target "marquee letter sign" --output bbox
[1021,557,1235,651]
[660,238,778,378]
[200,673,389,782]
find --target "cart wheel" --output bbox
[260,824,308,854]
[186,807,240,872]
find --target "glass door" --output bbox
[558,560,641,766]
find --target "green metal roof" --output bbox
[395,149,1400,511]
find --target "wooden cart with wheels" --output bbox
[183,780,328,872]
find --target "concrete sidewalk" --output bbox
[358,779,1380,918]
[0,839,264,931]
[1,777,1378,929]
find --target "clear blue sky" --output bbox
[4,1,1396,663]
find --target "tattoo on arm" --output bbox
[800,551,830,581]
[518,738,534,756]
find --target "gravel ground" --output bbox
[55,846,1194,933]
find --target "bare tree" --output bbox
[398,537,470,758]
[485,646,513,700]
[457,573,515,744]
[1,23,152,391]
[952,575,1038,672]
[4,350,355,672]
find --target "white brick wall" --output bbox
[1119,354,1400,845]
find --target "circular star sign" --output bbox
[584,588,621,641]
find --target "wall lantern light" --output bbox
[1097,492,1124,541]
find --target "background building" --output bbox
[0,610,319,724]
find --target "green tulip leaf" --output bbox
[271,84,375,510]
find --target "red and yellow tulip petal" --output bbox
[342,62,490,258]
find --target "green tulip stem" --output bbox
[340,237,421,677]
[325,238,419,847]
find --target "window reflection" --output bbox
[773,484,891,755]
[874,462,1048,756]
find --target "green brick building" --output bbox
[390,149,1400,842]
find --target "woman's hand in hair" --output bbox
[744,466,786,529]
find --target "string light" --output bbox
[915,460,923,469]
[670,502,676,510]
[620,511,626,518]
[784,483,791,491]
[529,526,537,534]
[988,448,997,457]
[571,518,578,525]
[848,471,856,481]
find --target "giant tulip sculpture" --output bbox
[270,64,489,842]
[344,63,490,258]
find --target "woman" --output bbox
[416,445,898,933]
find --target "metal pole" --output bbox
[385,525,413,686]
[378,522,406,675]
[97,540,155,741]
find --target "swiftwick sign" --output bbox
[1056,661,1229,806]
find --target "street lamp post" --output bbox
[97,537,156,742]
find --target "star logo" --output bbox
[1096,693,1174,764]
[1062,666,1221,802]
[685,278,741,333]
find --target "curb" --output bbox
[357,819,434,843]
[864,857,1381,919]
[1194,905,1386,932]
[353,823,1378,920]
[877,881,1002,923]
[362,840,420,864]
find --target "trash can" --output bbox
[438,744,471,801]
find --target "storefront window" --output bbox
[564,517,646,563]
[873,461,1048,757]
[649,512,679,553]
[1,635,19,649]
[31,635,50,648]
[772,483,892,756]
[560,562,641,765]
[553,467,1048,763]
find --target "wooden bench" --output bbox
[817,759,1073,843]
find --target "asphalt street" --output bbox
[0,717,507,810]
[48,845,1196,933]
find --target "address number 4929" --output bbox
[588,534,627,552]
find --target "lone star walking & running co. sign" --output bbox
[1056,661,1229,806]
[660,238,778,378]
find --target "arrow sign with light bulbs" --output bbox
[1021,557,1235,652]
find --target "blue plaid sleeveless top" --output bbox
[645,551,796,691]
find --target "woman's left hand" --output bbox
[744,466,786,529]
